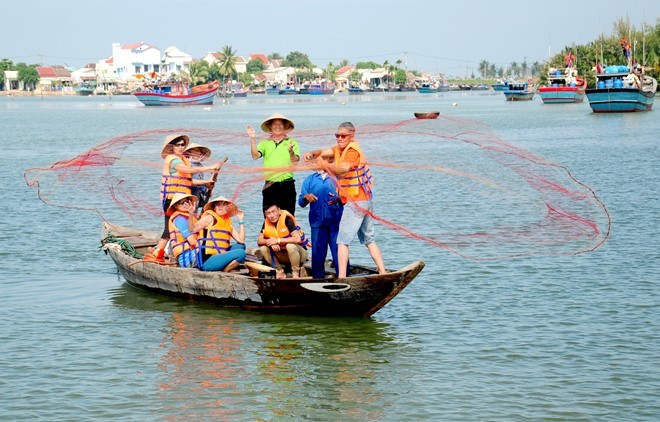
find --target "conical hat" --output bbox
[260,113,295,132]
[184,142,211,158]
[203,195,238,216]
[161,134,190,158]
[167,193,197,211]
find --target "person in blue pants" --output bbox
[194,196,246,272]
[298,160,346,278]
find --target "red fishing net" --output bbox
[24,117,610,259]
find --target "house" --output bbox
[111,41,162,81]
[3,70,22,90]
[161,46,192,76]
[202,52,247,74]
[250,53,269,65]
[334,65,355,90]
[36,65,73,92]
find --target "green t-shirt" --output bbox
[257,138,300,182]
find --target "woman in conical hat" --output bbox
[167,193,199,268]
[192,195,246,272]
[245,113,300,216]
[184,142,213,211]
[149,134,227,262]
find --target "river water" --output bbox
[2,91,658,420]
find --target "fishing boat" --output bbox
[585,65,656,112]
[414,111,440,119]
[100,223,424,317]
[538,67,586,104]
[231,83,248,97]
[76,84,95,96]
[279,83,300,95]
[307,82,335,95]
[265,83,280,95]
[134,80,219,106]
[347,86,365,95]
[491,81,509,91]
[503,82,535,101]
[417,82,439,94]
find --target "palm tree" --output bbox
[218,45,237,82]
[188,60,210,85]
[479,60,489,78]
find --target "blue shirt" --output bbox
[173,215,196,267]
[298,172,343,227]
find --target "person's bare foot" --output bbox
[275,269,286,279]
[291,270,300,278]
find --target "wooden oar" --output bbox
[204,156,228,204]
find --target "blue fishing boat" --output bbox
[133,80,218,106]
[279,83,299,95]
[417,82,439,94]
[585,65,656,113]
[538,68,586,104]
[503,82,535,101]
[307,82,335,95]
[347,87,365,95]
[491,81,509,91]
[265,83,280,95]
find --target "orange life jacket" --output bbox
[197,210,232,257]
[168,211,197,263]
[333,141,373,202]
[262,210,310,248]
[161,155,193,204]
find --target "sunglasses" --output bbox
[173,142,186,147]
[335,133,351,139]
[180,198,193,205]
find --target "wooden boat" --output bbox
[347,87,365,95]
[307,82,335,95]
[265,83,280,95]
[134,80,218,106]
[538,68,586,104]
[417,83,439,94]
[414,111,440,119]
[491,82,509,91]
[503,82,535,101]
[278,84,300,95]
[585,65,656,112]
[100,222,424,317]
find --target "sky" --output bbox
[2,0,657,77]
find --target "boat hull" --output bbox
[417,87,439,94]
[538,86,585,103]
[134,87,217,106]
[585,88,654,112]
[307,88,335,95]
[101,223,424,317]
[347,88,364,95]
[504,91,535,101]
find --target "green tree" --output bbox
[218,45,237,81]
[339,59,350,67]
[356,61,379,69]
[283,51,314,69]
[348,70,362,84]
[208,62,222,82]
[0,58,15,89]
[393,69,407,84]
[479,60,489,78]
[246,58,265,74]
[17,63,39,90]
[188,60,210,85]
[268,52,283,61]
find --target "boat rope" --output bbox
[100,235,144,259]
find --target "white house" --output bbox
[111,41,161,81]
[161,46,192,75]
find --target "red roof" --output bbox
[122,41,153,51]
[336,65,354,75]
[250,53,269,64]
[37,67,57,78]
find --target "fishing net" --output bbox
[24,117,610,260]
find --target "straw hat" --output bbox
[161,134,190,158]
[184,142,211,158]
[203,195,238,215]
[260,113,295,132]
[168,193,197,211]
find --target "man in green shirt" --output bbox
[246,113,300,215]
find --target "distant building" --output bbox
[36,65,72,92]
[111,41,162,80]
[161,46,192,75]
